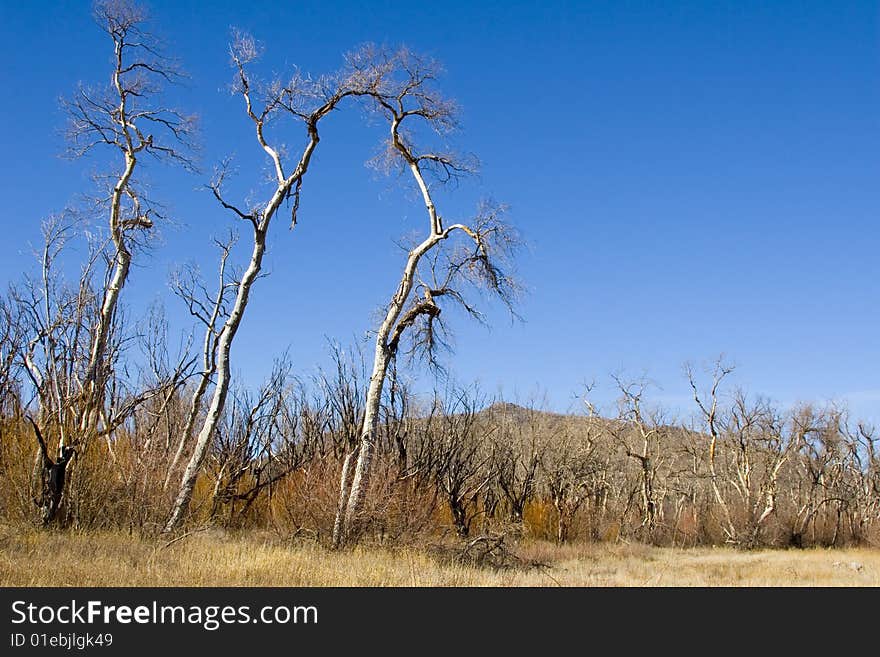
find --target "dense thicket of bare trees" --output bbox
[2,345,876,548]
[0,2,876,552]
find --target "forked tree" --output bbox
[333,49,521,546]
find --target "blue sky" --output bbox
[1,1,877,422]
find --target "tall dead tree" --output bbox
[14,214,194,525]
[163,36,395,531]
[334,49,521,546]
[12,216,99,524]
[66,0,195,446]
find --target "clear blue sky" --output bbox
[1,1,877,422]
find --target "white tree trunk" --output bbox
[163,221,268,532]
[335,232,438,543]
[331,447,359,547]
[163,368,210,491]
[340,345,390,537]
[163,253,230,491]
[79,154,137,443]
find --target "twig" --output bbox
[161,525,209,550]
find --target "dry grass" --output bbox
[0,526,877,587]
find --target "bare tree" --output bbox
[16,218,95,448]
[0,295,24,416]
[333,49,521,546]
[5,2,195,525]
[845,419,880,542]
[164,35,395,531]
[13,216,102,523]
[687,358,738,542]
[610,376,667,534]
[726,391,798,546]
[490,403,544,529]
[317,342,367,461]
[66,0,195,444]
[207,359,317,526]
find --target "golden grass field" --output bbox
[1,526,877,587]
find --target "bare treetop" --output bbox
[218,33,403,229]
[353,46,477,185]
[393,202,523,371]
[93,0,146,33]
[65,0,197,170]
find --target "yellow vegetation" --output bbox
[1,527,877,587]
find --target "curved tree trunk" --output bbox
[338,346,390,542]
[164,222,268,532]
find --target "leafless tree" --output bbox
[4,2,195,525]
[687,358,738,542]
[490,404,544,530]
[12,217,102,523]
[724,391,797,546]
[66,0,195,443]
[0,294,26,417]
[317,343,367,461]
[207,359,319,526]
[163,233,238,490]
[768,404,877,547]
[610,376,668,533]
[687,359,806,546]
[848,420,880,539]
[334,49,521,546]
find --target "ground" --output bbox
[1,526,877,586]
